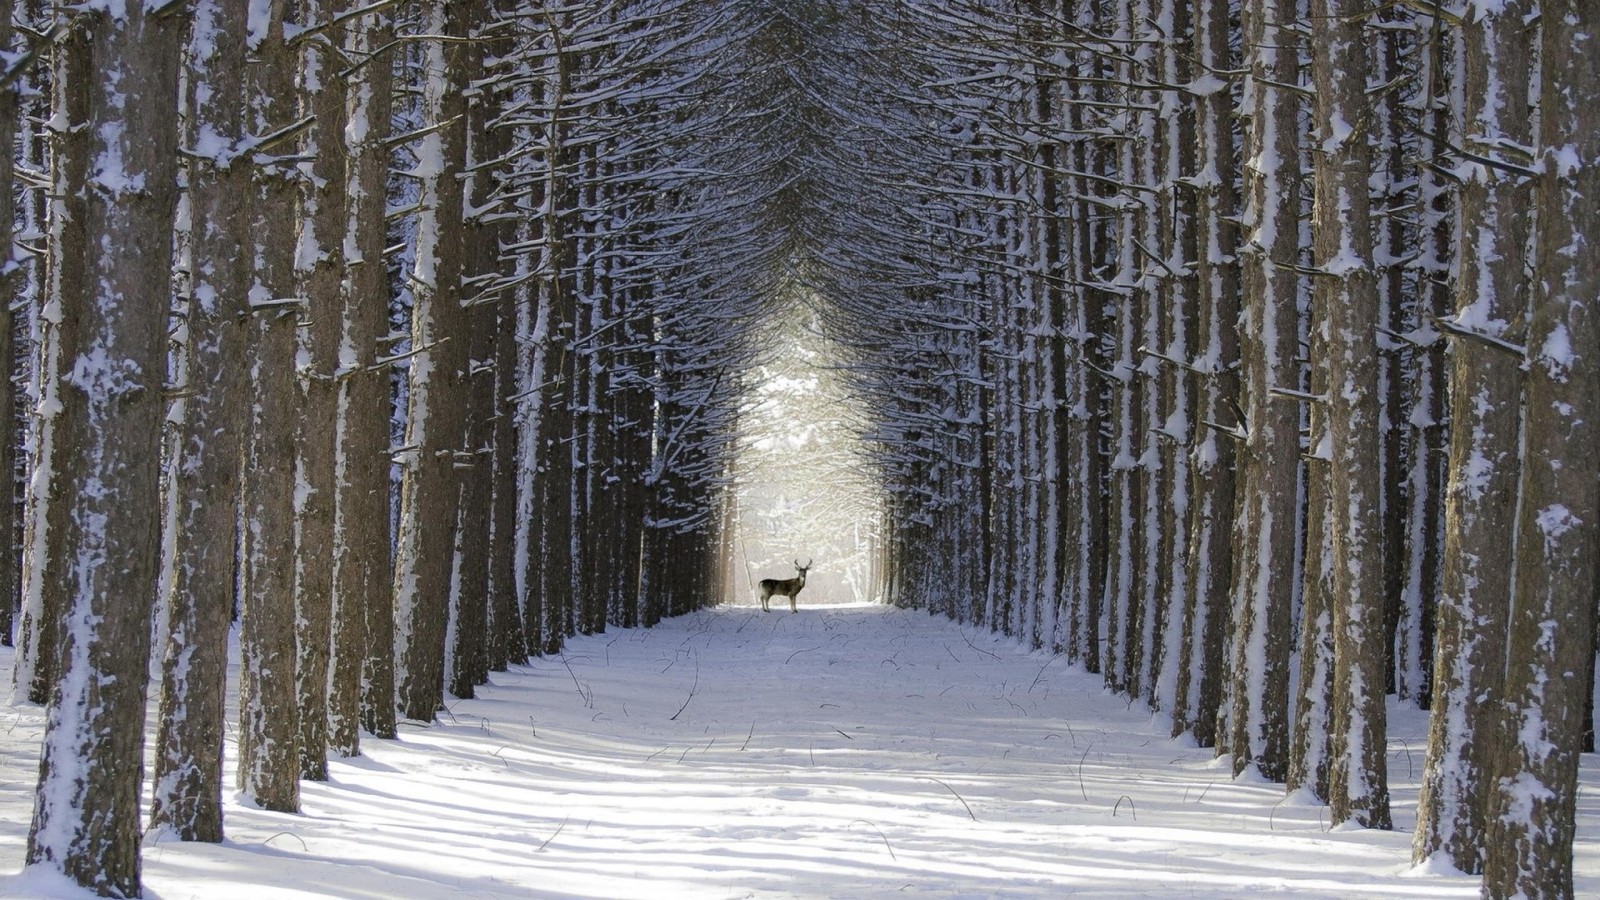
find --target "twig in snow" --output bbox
[929,777,976,821]
[786,645,821,664]
[850,820,897,861]
[669,664,699,721]
[1269,795,1290,831]
[740,722,754,751]
[835,729,854,740]
[1392,738,1415,779]
[536,818,568,851]
[960,630,1002,661]
[1112,796,1137,820]
[1028,654,1058,693]
[1078,744,1095,801]
[263,831,308,851]
[556,656,595,704]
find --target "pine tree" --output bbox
[1481,2,1600,893]
[1225,0,1302,782]
[24,3,183,893]
[150,0,252,843]
[1310,0,1391,830]
[1412,0,1532,872]
[237,0,304,814]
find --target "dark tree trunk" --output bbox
[1481,3,1600,894]
[237,0,303,815]
[24,3,183,893]
[150,0,251,843]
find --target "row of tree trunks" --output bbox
[878,2,1600,893]
[12,4,748,895]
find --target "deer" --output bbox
[758,559,811,613]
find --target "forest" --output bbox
[0,0,1594,898]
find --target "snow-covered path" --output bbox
[1,603,1595,898]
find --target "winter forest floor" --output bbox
[0,604,1594,899]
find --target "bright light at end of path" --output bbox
[725,304,884,607]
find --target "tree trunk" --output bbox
[1481,4,1600,895]
[1309,0,1391,830]
[1149,0,1195,716]
[482,0,525,669]
[293,0,349,783]
[1174,0,1238,748]
[392,0,472,723]
[15,3,89,708]
[237,0,303,815]
[1412,0,1531,872]
[336,6,397,745]
[1224,0,1301,781]
[24,3,182,894]
[0,0,20,651]
[149,0,251,843]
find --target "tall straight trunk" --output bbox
[1309,0,1391,830]
[1412,0,1531,873]
[1482,4,1600,895]
[1128,0,1158,700]
[150,0,251,843]
[337,7,397,745]
[15,4,89,708]
[447,2,500,701]
[23,3,182,894]
[4,0,46,657]
[983,160,1017,636]
[487,285,526,666]
[237,0,302,815]
[1028,15,1067,652]
[293,0,349,783]
[1224,0,1301,781]
[571,137,606,637]
[447,293,494,699]
[535,28,578,653]
[1148,0,1194,715]
[1063,0,1107,671]
[1397,13,1451,708]
[513,212,551,652]
[1103,0,1148,697]
[1371,14,1408,701]
[1174,0,1237,747]
[0,0,19,649]
[1292,270,1336,800]
[392,0,472,723]
[483,0,525,669]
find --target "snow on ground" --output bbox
[0,603,1594,898]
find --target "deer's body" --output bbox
[759,560,811,612]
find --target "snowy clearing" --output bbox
[0,603,1594,898]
